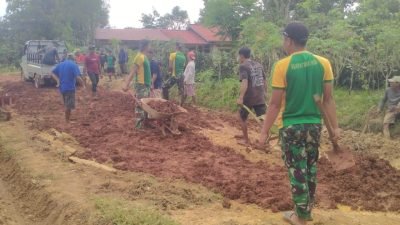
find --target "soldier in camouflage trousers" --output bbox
[134,83,150,129]
[280,124,322,221]
[258,22,339,225]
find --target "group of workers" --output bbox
[48,20,400,225]
[122,41,197,129]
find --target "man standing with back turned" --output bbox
[51,54,86,123]
[123,40,151,129]
[258,22,340,225]
[162,43,186,105]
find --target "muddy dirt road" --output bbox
[1,75,400,225]
[2,79,400,213]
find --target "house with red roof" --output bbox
[95,24,231,52]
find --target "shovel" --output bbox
[241,104,278,149]
[241,104,264,124]
[314,95,355,171]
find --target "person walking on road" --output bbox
[236,47,266,146]
[183,51,196,105]
[106,49,117,81]
[51,54,86,123]
[119,47,129,75]
[162,43,186,105]
[378,76,400,139]
[258,22,340,225]
[84,46,101,99]
[123,40,152,129]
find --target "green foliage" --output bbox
[334,88,382,130]
[195,71,385,131]
[0,0,109,65]
[239,16,282,75]
[201,0,400,90]
[202,0,259,40]
[95,198,180,225]
[141,6,190,30]
[196,70,240,111]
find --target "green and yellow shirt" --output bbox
[272,51,334,128]
[133,52,151,86]
[169,51,186,77]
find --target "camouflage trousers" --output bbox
[134,83,150,129]
[279,124,322,220]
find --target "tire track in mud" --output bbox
[3,81,400,213]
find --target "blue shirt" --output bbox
[150,60,162,89]
[52,60,81,93]
[118,49,128,64]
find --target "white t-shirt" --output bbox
[184,61,196,84]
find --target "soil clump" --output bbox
[147,100,181,114]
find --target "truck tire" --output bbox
[34,76,42,89]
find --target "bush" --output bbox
[196,70,239,111]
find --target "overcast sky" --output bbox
[0,0,204,28]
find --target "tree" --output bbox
[0,0,109,65]
[202,0,259,40]
[141,6,190,30]
[141,9,161,28]
[239,15,281,75]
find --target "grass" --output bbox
[0,66,19,74]
[334,88,382,130]
[192,70,389,131]
[94,198,180,225]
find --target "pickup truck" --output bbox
[20,40,83,88]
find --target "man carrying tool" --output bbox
[84,45,101,99]
[123,40,151,129]
[51,54,86,123]
[257,22,339,225]
[236,47,266,146]
[378,76,400,139]
[162,43,186,105]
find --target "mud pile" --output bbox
[147,100,181,114]
[319,156,400,211]
[4,81,400,213]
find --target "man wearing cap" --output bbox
[378,76,400,139]
[183,51,196,105]
[84,46,101,99]
[51,54,86,123]
[258,22,339,225]
[123,40,152,129]
[162,43,187,105]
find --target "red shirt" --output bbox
[75,54,86,64]
[85,53,100,74]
